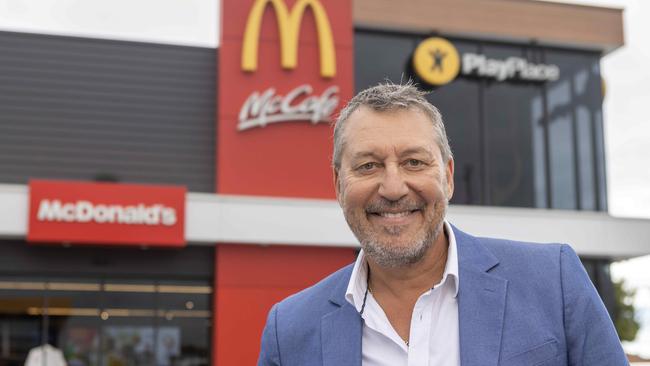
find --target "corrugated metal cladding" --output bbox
[0,31,216,192]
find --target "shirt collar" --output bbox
[345,220,459,311]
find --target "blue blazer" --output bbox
[258,227,628,366]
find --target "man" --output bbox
[258,83,628,366]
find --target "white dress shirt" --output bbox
[345,221,460,366]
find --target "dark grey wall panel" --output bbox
[0,240,213,279]
[0,31,215,192]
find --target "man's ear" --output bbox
[333,167,342,205]
[445,158,455,201]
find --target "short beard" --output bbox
[347,198,448,269]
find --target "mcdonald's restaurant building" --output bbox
[0,0,648,365]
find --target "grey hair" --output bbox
[332,82,453,171]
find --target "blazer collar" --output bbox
[324,265,362,366]
[324,225,508,366]
[454,225,508,366]
[329,264,355,307]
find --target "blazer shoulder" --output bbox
[470,235,572,284]
[477,235,566,261]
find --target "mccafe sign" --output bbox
[217,0,353,198]
[412,37,560,87]
[27,180,186,247]
[238,84,338,131]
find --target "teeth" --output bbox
[380,211,410,218]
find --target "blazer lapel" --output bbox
[321,266,362,366]
[454,227,508,366]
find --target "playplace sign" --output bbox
[412,37,560,87]
[217,0,353,198]
[27,180,186,247]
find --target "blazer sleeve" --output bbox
[560,244,629,366]
[258,303,282,366]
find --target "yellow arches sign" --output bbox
[241,0,336,78]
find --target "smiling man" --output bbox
[258,83,628,366]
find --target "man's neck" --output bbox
[367,228,449,300]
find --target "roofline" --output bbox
[353,0,625,54]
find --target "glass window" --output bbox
[591,61,608,211]
[355,31,416,91]
[0,277,44,365]
[483,45,543,207]
[576,104,596,210]
[594,108,608,211]
[427,40,482,205]
[353,30,607,212]
[545,49,604,211]
[574,55,601,211]
[545,51,578,209]
[0,277,212,366]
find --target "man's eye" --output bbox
[358,162,377,171]
[406,159,423,167]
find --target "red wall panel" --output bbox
[214,245,356,365]
[217,0,354,199]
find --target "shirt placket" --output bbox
[407,290,434,366]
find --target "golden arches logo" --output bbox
[241,0,336,78]
[412,37,460,86]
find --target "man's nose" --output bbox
[378,165,409,201]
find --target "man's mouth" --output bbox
[368,209,421,218]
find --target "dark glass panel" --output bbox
[482,45,542,207]
[574,54,605,211]
[0,277,45,366]
[591,61,608,211]
[100,279,157,366]
[546,51,578,209]
[576,104,596,210]
[0,277,213,366]
[354,32,415,91]
[428,41,482,205]
[156,280,212,366]
[545,50,604,211]
[594,108,608,211]
[353,30,606,212]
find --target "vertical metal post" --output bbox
[570,75,582,210]
[477,43,490,206]
[42,282,49,366]
[541,52,553,209]
[153,281,160,366]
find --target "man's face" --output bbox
[335,107,454,268]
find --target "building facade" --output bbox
[0,0,647,365]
